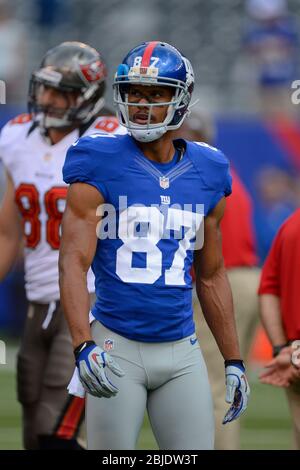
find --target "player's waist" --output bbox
[24,261,95,303]
[91,300,195,343]
[23,254,61,301]
[94,320,197,347]
[93,314,195,343]
[28,291,96,310]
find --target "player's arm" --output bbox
[193,197,240,360]
[59,182,124,398]
[59,182,102,348]
[0,171,23,280]
[194,197,250,423]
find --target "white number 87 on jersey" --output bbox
[114,206,203,286]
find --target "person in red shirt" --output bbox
[258,209,300,449]
[221,168,258,269]
[179,112,260,449]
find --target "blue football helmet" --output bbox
[113,41,194,142]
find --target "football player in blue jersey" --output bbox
[59,41,250,450]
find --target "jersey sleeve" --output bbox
[63,136,108,199]
[258,228,283,297]
[188,141,232,214]
[0,121,17,174]
[0,115,32,178]
[208,156,232,213]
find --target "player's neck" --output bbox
[135,132,176,164]
[47,127,76,145]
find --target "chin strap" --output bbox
[130,124,168,142]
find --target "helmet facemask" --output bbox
[113,60,193,142]
[28,69,106,131]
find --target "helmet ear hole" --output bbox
[119,83,129,99]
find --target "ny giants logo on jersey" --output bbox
[160,195,170,205]
[95,196,205,251]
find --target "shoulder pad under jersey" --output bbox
[0,113,33,144]
[63,133,129,189]
[186,140,232,197]
[0,114,34,170]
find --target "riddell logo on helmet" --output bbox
[81,61,107,82]
[0,80,6,104]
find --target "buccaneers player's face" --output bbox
[37,84,78,118]
[127,84,174,125]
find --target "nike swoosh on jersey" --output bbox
[190,337,198,345]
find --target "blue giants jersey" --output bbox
[63,134,232,342]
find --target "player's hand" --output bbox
[74,340,125,398]
[223,360,250,424]
[259,347,300,388]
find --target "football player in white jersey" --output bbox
[0,41,125,449]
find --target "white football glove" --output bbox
[223,360,250,424]
[74,340,125,398]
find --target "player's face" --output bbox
[36,84,78,117]
[127,84,174,125]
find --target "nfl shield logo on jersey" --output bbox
[104,339,114,352]
[159,176,169,189]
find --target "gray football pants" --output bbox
[86,321,214,450]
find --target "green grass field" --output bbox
[0,344,293,450]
